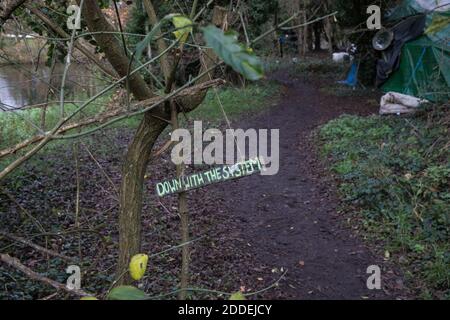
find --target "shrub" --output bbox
[320,110,450,297]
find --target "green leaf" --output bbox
[80,296,99,300]
[107,286,148,300]
[172,15,193,43]
[229,292,246,300]
[202,25,264,81]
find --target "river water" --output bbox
[0,64,107,110]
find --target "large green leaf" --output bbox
[107,286,148,300]
[202,26,264,81]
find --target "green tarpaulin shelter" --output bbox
[381,0,450,102]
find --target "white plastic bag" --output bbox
[380,92,428,115]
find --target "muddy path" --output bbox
[202,71,407,300]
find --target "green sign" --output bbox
[156,157,263,197]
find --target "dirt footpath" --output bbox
[203,71,407,299]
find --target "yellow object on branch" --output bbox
[129,254,149,281]
[172,15,193,43]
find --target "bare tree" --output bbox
[0,0,334,292]
[0,0,223,285]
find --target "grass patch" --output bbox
[319,108,449,299]
[0,93,113,149]
[264,56,349,78]
[289,57,348,79]
[1,81,280,150]
[319,84,376,98]
[189,81,281,125]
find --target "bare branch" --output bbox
[0,79,224,159]
[0,186,46,233]
[0,135,45,159]
[0,38,179,181]
[24,3,118,79]
[77,0,153,100]
[0,232,77,263]
[0,0,27,26]
[0,253,92,298]
[142,0,172,80]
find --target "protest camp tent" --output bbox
[379,0,450,102]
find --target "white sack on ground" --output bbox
[332,52,352,63]
[380,92,428,115]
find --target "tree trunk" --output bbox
[323,1,335,53]
[302,10,307,56]
[295,10,303,56]
[78,0,218,285]
[117,114,167,284]
[324,17,333,53]
[307,25,314,51]
[313,22,322,51]
[77,0,168,284]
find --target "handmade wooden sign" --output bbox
[156,157,264,197]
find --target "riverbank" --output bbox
[0,36,95,66]
[0,37,48,65]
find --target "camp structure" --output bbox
[376,0,450,102]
